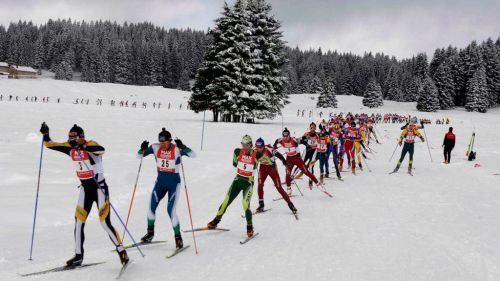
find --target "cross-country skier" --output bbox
[344,121,361,174]
[301,122,320,188]
[392,120,425,173]
[138,128,196,249]
[206,135,273,238]
[274,128,321,193]
[39,123,128,266]
[316,128,330,184]
[327,122,343,180]
[442,127,455,164]
[254,138,297,214]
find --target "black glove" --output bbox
[174,138,186,149]
[140,140,149,152]
[40,122,49,135]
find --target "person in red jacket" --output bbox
[255,138,297,214]
[442,127,456,164]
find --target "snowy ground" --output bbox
[1,79,500,281]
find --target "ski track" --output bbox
[1,79,500,281]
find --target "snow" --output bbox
[1,79,500,281]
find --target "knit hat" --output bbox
[255,137,265,148]
[158,128,172,142]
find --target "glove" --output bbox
[398,141,402,146]
[421,137,425,142]
[40,122,49,135]
[174,138,186,149]
[140,140,149,152]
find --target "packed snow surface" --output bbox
[1,79,499,281]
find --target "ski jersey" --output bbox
[344,127,361,143]
[302,131,319,150]
[316,136,330,153]
[359,124,369,141]
[233,148,272,182]
[400,125,423,144]
[43,135,105,182]
[258,144,286,166]
[141,143,196,180]
[328,128,343,146]
[276,137,301,157]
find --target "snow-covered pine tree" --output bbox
[190,1,252,122]
[481,38,500,107]
[433,60,455,109]
[362,78,383,108]
[111,41,131,84]
[383,65,401,100]
[54,59,73,81]
[416,76,440,112]
[465,66,489,112]
[247,0,287,119]
[316,79,337,108]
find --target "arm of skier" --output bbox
[85,141,105,155]
[174,139,196,158]
[39,122,72,155]
[274,150,286,165]
[233,148,240,167]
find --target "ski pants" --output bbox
[316,151,329,175]
[74,179,123,255]
[354,142,362,163]
[303,149,317,175]
[444,145,454,163]
[330,143,342,178]
[148,174,182,235]
[344,140,356,170]
[285,154,318,187]
[215,176,253,225]
[398,142,415,167]
[258,164,291,204]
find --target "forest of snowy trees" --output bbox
[0,1,499,113]
[0,19,207,90]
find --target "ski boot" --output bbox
[308,180,313,190]
[392,163,401,173]
[255,200,265,213]
[288,202,297,214]
[66,254,83,267]
[246,224,254,238]
[140,226,154,243]
[408,164,413,175]
[207,217,221,229]
[358,163,363,170]
[324,173,330,178]
[175,235,183,249]
[118,250,129,266]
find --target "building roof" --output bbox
[0,62,37,73]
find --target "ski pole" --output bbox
[75,149,145,257]
[388,142,399,163]
[180,158,199,255]
[291,178,304,196]
[422,127,433,162]
[122,152,144,243]
[29,136,44,260]
[360,148,372,172]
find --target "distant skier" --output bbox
[39,123,128,266]
[206,135,273,238]
[254,138,297,214]
[392,120,425,174]
[442,127,456,164]
[316,128,330,183]
[138,128,196,249]
[343,121,361,174]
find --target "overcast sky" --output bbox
[1,0,499,59]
